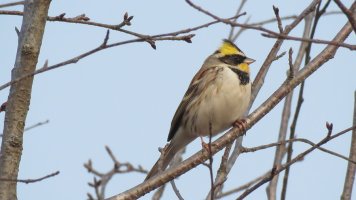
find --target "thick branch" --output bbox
[0,0,51,199]
[341,91,356,200]
[106,18,353,200]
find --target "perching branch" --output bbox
[106,16,353,200]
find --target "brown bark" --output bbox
[341,91,356,200]
[0,0,51,199]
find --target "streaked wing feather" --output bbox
[167,67,217,141]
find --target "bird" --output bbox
[145,39,255,180]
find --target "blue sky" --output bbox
[1,0,355,199]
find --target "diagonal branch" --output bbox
[105,17,353,200]
[0,1,24,8]
[236,125,355,200]
[333,0,356,33]
[0,13,248,92]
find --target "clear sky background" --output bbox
[1,0,355,199]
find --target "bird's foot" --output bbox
[233,118,248,135]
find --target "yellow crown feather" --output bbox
[218,40,242,56]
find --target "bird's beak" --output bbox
[244,57,255,64]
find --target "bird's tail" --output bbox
[144,142,178,180]
[145,132,195,181]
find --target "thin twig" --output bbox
[85,146,147,199]
[341,91,356,200]
[272,51,287,61]
[288,48,294,79]
[208,141,233,199]
[0,171,59,184]
[24,119,50,131]
[267,47,295,200]
[151,185,165,200]
[232,11,342,40]
[0,13,249,92]
[228,0,248,40]
[250,0,320,110]
[281,2,333,198]
[0,119,50,137]
[262,33,356,50]
[170,180,184,200]
[205,122,215,200]
[0,1,24,8]
[237,125,356,200]
[273,5,284,33]
[217,125,356,199]
[241,136,356,164]
[216,170,272,199]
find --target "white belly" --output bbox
[188,67,251,137]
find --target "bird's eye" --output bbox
[219,54,246,65]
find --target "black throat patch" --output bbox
[229,67,250,85]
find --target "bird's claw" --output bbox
[233,119,247,135]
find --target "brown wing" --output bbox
[167,67,217,141]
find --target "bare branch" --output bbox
[216,170,271,199]
[281,3,328,197]
[250,0,320,109]
[333,0,356,33]
[205,122,215,200]
[272,51,287,61]
[262,33,356,50]
[86,146,147,199]
[341,91,356,200]
[0,1,24,8]
[287,48,294,79]
[241,137,356,164]
[151,185,165,200]
[273,5,284,32]
[170,180,184,200]
[237,125,356,200]
[0,13,249,92]
[0,171,59,184]
[106,16,353,200]
[228,0,248,40]
[1,120,50,137]
[0,1,51,199]
[24,119,50,132]
[207,141,233,198]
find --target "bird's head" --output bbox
[214,39,255,73]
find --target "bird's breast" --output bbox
[190,67,251,137]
